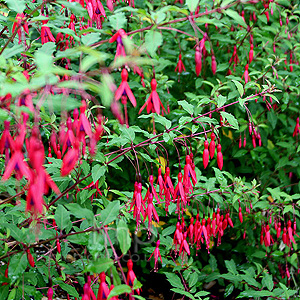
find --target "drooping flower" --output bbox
[97,272,109,300]
[126,259,141,294]
[175,53,186,73]
[41,19,56,44]
[12,13,29,44]
[138,78,167,115]
[115,69,136,127]
[148,240,163,272]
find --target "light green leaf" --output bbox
[108,285,132,300]
[186,0,198,13]
[100,201,120,225]
[178,100,194,115]
[224,9,247,28]
[58,282,79,298]
[145,31,163,57]
[55,205,72,231]
[109,12,127,30]
[171,288,195,300]
[232,80,244,97]
[117,220,131,255]
[92,165,107,183]
[220,111,239,129]
[6,0,25,13]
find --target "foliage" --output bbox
[0,0,299,299]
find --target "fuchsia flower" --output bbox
[209,132,215,159]
[156,167,166,200]
[2,135,32,182]
[217,144,223,170]
[183,155,197,194]
[61,140,80,176]
[203,141,209,169]
[144,192,159,235]
[148,240,163,272]
[0,120,13,162]
[293,117,299,137]
[139,78,167,115]
[12,13,29,44]
[41,19,56,44]
[115,69,136,127]
[97,272,109,300]
[86,0,106,28]
[249,44,254,63]
[174,172,186,215]
[195,45,202,76]
[243,64,249,83]
[47,287,54,300]
[77,101,93,139]
[109,29,127,60]
[126,259,141,294]
[175,53,186,73]
[62,117,75,154]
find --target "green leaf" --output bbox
[237,290,273,298]
[6,0,25,13]
[86,257,114,273]
[120,126,136,142]
[108,12,127,30]
[217,95,227,108]
[262,273,274,291]
[117,220,131,255]
[165,273,185,289]
[92,165,107,184]
[8,253,27,280]
[224,9,246,28]
[107,285,132,300]
[154,114,172,129]
[220,111,239,129]
[58,282,79,298]
[171,288,195,300]
[100,200,120,225]
[186,0,198,12]
[225,259,237,275]
[55,205,72,232]
[3,223,24,242]
[232,80,244,97]
[178,100,194,115]
[145,31,163,57]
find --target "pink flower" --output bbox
[138,78,167,115]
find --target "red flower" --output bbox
[97,272,110,300]
[138,78,167,115]
[61,141,80,176]
[175,53,186,73]
[12,13,29,44]
[148,240,163,272]
[41,19,56,44]
[115,69,137,127]
[126,259,141,294]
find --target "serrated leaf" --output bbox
[100,201,120,225]
[55,205,72,231]
[262,273,274,291]
[117,220,131,255]
[165,273,184,289]
[6,0,25,13]
[232,80,244,97]
[225,259,237,275]
[171,288,195,300]
[220,111,239,129]
[186,0,198,13]
[178,100,194,115]
[145,31,163,57]
[58,282,79,298]
[154,114,172,129]
[108,12,127,30]
[225,9,246,28]
[86,257,114,273]
[92,165,107,183]
[108,285,132,300]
